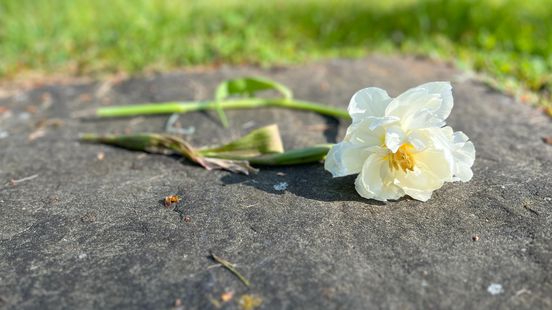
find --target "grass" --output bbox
[0,0,551,110]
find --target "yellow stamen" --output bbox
[386,143,415,172]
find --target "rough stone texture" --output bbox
[0,56,551,309]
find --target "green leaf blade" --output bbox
[199,124,284,157]
[215,76,293,101]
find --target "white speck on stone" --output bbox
[18,112,31,121]
[0,130,8,139]
[168,125,195,135]
[544,197,551,202]
[15,92,29,102]
[242,121,256,129]
[500,185,505,189]
[78,253,87,259]
[487,283,504,295]
[273,182,288,191]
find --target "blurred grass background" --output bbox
[0,0,551,109]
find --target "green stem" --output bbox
[201,144,333,165]
[94,98,350,120]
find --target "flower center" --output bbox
[387,143,415,172]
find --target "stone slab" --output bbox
[0,56,551,309]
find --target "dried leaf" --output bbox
[28,128,47,141]
[221,291,234,303]
[546,106,552,117]
[163,195,181,207]
[0,106,10,115]
[199,157,258,175]
[80,132,258,174]
[543,136,552,145]
[28,118,64,141]
[239,294,262,310]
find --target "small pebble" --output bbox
[81,212,97,223]
[487,283,504,295]
[472,235,480,241]
[273,182,288,191]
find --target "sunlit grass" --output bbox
[0,0,551,109]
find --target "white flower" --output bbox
[325,82,475,202]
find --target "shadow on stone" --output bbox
[220,164,385,205]
[321,115,340,143]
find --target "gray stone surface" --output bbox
[0,56,551,309]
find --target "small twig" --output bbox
[8,174,39,186]
[514,288,531,297]
[523,205,539,216]
[210,253,250,287]
[206,263,222,270]
[207,294,222,308]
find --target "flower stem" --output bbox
[93,98,351,120]
[200,144,333,165]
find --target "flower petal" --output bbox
[406,129,427,151]
[419,81,454,121]
[348,87,392,123]
[385,82,453,130]
[385,126,406,153]
[325,142,375,177]
[345,119,389,146]
[346,116,400,137]
[393,149,452,201]
[354,154,404,201]
[451,131,476,182]
[425,127,475,182]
